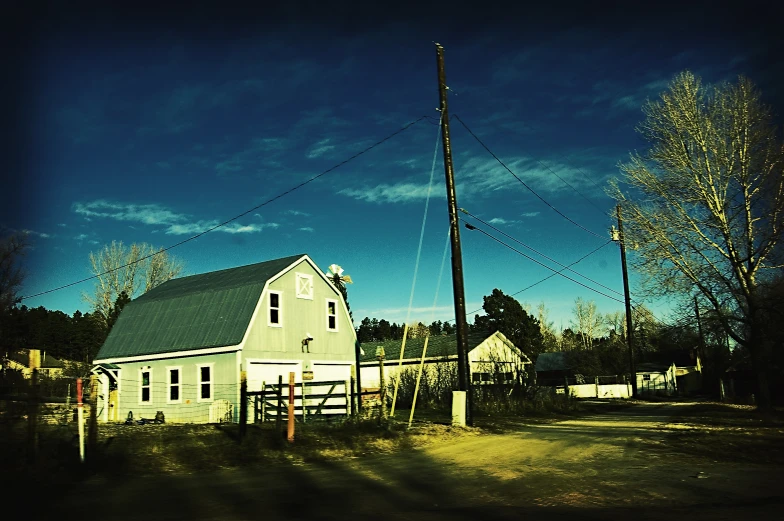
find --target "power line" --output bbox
[452,114,606,240]
[463,218,626,304]
[537,159,607,216]
[459,208,625,298]
[21,116,428,301]
[445,239,615,323]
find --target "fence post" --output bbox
[350,366,356,417]
[377,348,387,421]
[302,380,307,424]
[239,370,247,440]
[595,376,599,398]
[564,376,570,398]
[261,381,266,423]
[287,372,295,443]
[276,375,283,434]
[344,380,350,418]
[77,377,85,463]
[88,374,98,458]
[27,367,39,463]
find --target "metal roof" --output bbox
[94,254,306,360]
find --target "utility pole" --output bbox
[614,204,637,398]
[435,42,472,425]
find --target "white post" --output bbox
[452,391,466,427]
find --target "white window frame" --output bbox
[295,273,314,300]
[166,365,182,404]
[139,367,152,405]
[197,363,215,403]
[326,298,339,332]
[268,290,282,327]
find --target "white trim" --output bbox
[246,358,303,365]
[268,290,283,327]
[94,345,240,364]
[326,298,339,332]
[197,363,215,403]
[139,367,152,405]
[166,365,183,404]
[295,272,314,300]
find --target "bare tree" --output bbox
[536,302,559,352]
[611,71,784,407]
[0,232,28,312]
[83,241,183,325]
[571,297,604,349]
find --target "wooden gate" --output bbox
[249,379,351,423]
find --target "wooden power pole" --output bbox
[435,43,472,425]
[615,204,637,398]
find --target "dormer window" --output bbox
[296,273,313,300]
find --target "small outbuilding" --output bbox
[359,330,531,389]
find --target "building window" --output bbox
[268,291,282,327]
[167,366,182,403]
[326,299,338,331]
[197,364,213,402]
[140,368,152,404]
[642,374,651,381]
[296,273,313,300]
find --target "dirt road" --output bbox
[40,403,784,520]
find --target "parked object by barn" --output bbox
[91,254,357,423]
[358,331,531,389]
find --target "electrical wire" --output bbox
[404,114,443,327]
[463,219,625,304]
[453,114,606,240]
[537,159,608,216]
[21,116,428,301]
[444,239,615,324]
[459,208,625,298]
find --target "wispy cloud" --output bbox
[488,218,514,225]
[521,211,541,218]
[22,229,52,239]
[57,223,67,228]
[283,210,311,217]
[338,155,595,205]
[306,138,335,159]
[338,183,445,204]
[72,200,278,236]
[299,227,314,232]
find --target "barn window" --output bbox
[296,273,313,300]
[197,364,214,402]
[268,291,282,327]
[326,299,338,331]
[642,374,651,381]
[140,368,152,404]
[167,366,182,403]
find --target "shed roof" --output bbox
[7,350,66,369]
[358,331,520,364]
[94,254,307,360]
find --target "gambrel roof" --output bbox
[94,254,328,360]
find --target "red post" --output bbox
[287,372,295,443]
[77,377,85,462]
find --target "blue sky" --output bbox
[3,2,782,331]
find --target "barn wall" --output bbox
[242,259,355,363]
[116,351,239,424]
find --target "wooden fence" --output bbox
[248,379,352,423]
